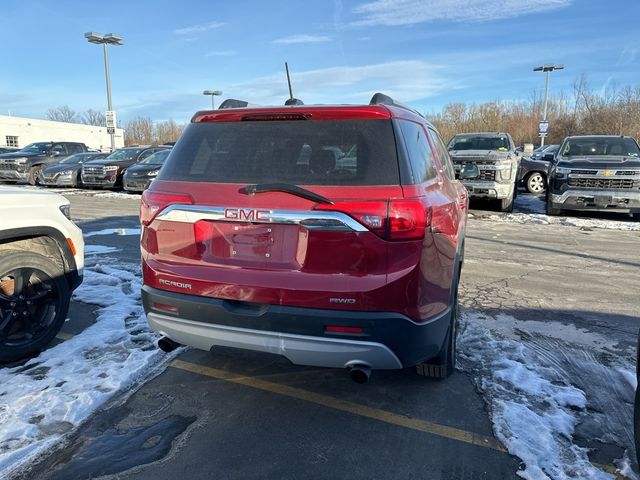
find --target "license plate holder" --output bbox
[595,195,613,206]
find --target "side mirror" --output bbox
[459,164,480,180]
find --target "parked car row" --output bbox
[0,143,172,192]
[449,132,640,219]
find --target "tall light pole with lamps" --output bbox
[533,63,564,147]
[85,32,123,152]
[203,90,223,109]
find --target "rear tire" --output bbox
[416,265,459,379]
[0,250,70,363]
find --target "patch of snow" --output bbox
[458,310,621,479]
[0,263,173,479]
[615,451,639,480]
[91,191,141,199]
[617,368,638,391]
[480,212,640,231]
[84,228,141,238]
[84,245,119,255]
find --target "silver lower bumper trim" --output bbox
[551,189,640,209]
[461,180,513,199]
[147,312,403,369]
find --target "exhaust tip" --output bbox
[157,336,180,353]
[349,364,371,384]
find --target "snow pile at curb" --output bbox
[481,212,640,231]
[84,228,141,238]
[470,194,640,231]
[458,311,629,480]
[0,263,170,479]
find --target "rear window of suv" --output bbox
[159,119,400,185]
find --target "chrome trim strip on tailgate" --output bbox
[155,204,368,232]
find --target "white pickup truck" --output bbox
[0,186,84,362]
[448,132,521,212]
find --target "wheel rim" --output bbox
[527,174,545,193]
[0,267,61,348]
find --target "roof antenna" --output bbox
[284,62,304,106]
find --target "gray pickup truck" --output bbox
[0,141,89,185]
[448,132,521,212]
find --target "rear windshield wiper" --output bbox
[246,183,333,205]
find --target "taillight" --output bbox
[140,190,193,226]
[315,200,428,241]
[315,201,388,238]
[388,200,429,241]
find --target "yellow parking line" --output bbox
[44,339,624,479]
[170,359,627,479]
[170,359,505,452]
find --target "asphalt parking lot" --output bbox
[12,189,640,480]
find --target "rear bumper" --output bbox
[142,285,451,369]
[550,189,640,212]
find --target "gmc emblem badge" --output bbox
[224,208,270,221]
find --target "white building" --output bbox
[0,115,124,152]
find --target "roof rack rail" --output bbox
[285,98,304,106]
[369,92,423,118]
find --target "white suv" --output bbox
[0,186,84,362]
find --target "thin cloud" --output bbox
[175,21,225,35]
[205,50,237,57]
[224,60,452,105]
[272,34,332,45]
[352,0,572,26]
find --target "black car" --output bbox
[39,152,109,187]
[123,149,171,192]
[518,144,559,194]
[0,142,89,185]
[546,135,640,218]
[81,146,169,189]
[0,147,19,154]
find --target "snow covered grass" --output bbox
[0,262,173,479]
[471,194,640,231]
[458,310,637,479]
[84,245,120,255]
[84,228,141,238]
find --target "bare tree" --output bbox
[155,120,185,144]
[81,109,106,127]
[124,117,155,145]
[429,76,640,146]
[46,105,78,123]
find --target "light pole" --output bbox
[85,32,124,152]
[203,90,223,109]
[533,63,564,146]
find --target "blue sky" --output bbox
[1,0,638,123]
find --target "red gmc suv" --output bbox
[140,94,469,382]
